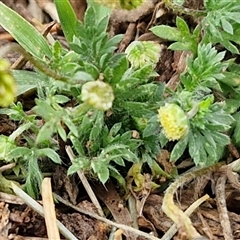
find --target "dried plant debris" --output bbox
[58,201,109,240]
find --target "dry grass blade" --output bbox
[11,183,78,240]
[161,194,209,240]
[0,192,24,205]
[66,145,105,217]
[162,163,223,239]
[35,0,59,21]
[42,178,60,240]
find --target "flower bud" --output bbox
[81,80,114,111]
[0,59,16,107]
[158,103,189,141]
[126,41,162,69]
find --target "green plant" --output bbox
[0,0,164,197]
[153,0,240,53]
[149,0,240,166]
[0,0,239,199]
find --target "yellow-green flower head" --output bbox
[158,103,189,141]
[81,80,114,111]
[0,59,16,107]
[125,41,162,69]
[94,0,142,10]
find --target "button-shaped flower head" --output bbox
[126,41,162,69]
[158,103,189,141]
[0,59,16,107]
[81,80,114,111]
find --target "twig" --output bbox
[42,178,60,240]
[0,163,16,173]
[8,235,65,240]
[11,183,78,240]
[161,194,209,240]
[0,191,24,205]
[162,163,223,239]
[118,23,136,52]
[227,142,240,159]
[54,193,161,240]
[0,32,14,41]
[65,145,105,217]
[215,174,233,239]
[197,212,214,239]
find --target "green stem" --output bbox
[9,122,33,141]
[187,104,199,119]
[0,43,69,82]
